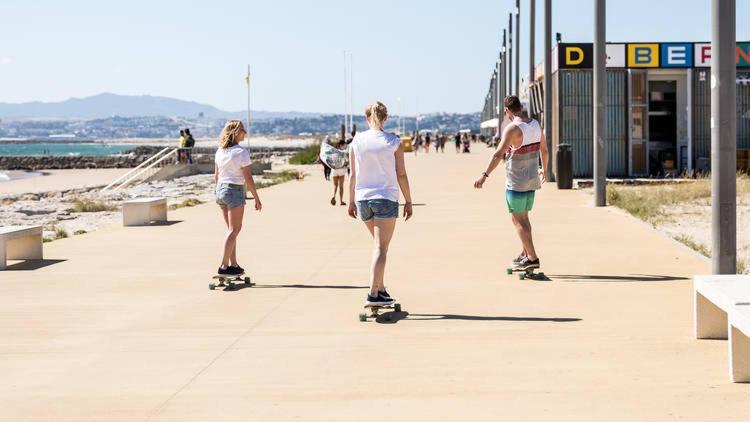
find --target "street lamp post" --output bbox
[711,0,737,274]
[515,0,520,96]
[593,0,606,206]
[544,0,554,182]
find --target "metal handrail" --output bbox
[101,147,174,192]
[112,148,178,191]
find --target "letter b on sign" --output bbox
[628,44,659,68]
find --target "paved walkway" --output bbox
[2,148,745,421]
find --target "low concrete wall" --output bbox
[147,161,273,182]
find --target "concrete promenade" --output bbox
[1,148,745,421]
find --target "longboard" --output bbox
[506,266,546,281]
[359,303,402,322]
[209,273,253,290]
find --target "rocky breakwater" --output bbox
[0,146,213,170]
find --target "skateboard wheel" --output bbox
[506,268,513,275]
[394,303,402,313]
[244,276,251,284]
[519,273,526,280]
[209,283,216,290]
[359,313,366,322]
[538,272,545,277]
[384,314,392,322]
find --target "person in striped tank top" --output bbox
[474,96,549,271]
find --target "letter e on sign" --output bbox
[661,43,693,67]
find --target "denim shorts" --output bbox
[215,183,246,209]
[356,199,399,221]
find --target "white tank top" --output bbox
[352,129,401,202]
[506,118,542,192]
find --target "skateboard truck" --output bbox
[359,303,402,322]
[506,267,545,281]
[209,274,253,290]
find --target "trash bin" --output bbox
[556,144,573,190]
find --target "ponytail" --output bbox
[365,101,388,130]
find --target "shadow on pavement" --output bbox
[408,314,581,322]
[4,259,67,271]
[552,274,688,282]
[224,283,368,292]
[145,220,183,227]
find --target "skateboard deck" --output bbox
[506,266,545,281]
[209,273,253,290]
[359,303,402,322]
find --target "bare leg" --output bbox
[511,212,537,260]
[337,176,345,203]
[220,208,238,266]
[221,205,245,268]
[364,218,396,296]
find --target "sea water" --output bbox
[0,142,133,157]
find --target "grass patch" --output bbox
[256,170,303,189]
[672,234,748,274]
[71,198,117,213]
[607,175,750,225]
[673,234,710,257]
[288,144,320,165]
[169,198,204,210]
[73,229,87,235]
[51,227,69,240]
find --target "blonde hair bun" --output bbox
[365,101,388,130]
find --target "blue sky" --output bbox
[0,0,747,114]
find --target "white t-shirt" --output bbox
[215,144,252,185]
[351,129,401,202]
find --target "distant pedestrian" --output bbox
[331,140,348,206]
[424,133,431,154]
[213,120,262,279]
[348,101,413,307]
[454,132,461,153]
[178,129,186,163]
[439,134,446,153]
[434,133,440,153]
[462,133,471,153]
[184,128,195,164]
[413,134,421,157]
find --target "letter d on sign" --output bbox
[566,47,585,66]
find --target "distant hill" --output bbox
[0,93,320,121]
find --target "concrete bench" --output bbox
[0,226,43,270]
[122,197,167,226]
[694,275,750,382]
[729,305,750,382]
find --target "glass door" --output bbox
[629,70,648,176]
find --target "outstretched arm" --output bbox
[394,145,413,220]
[474,126,516,189]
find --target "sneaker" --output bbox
[379,288,393,300]
[330,197,336,206]
[229,265,245,274]
[218,266,242,276]
[366,293,395,306]
[516,257,540,270]
[511,254,526,266]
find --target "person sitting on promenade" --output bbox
[348,101,414,307]
[214,120,262,278]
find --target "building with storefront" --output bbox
[482,41,750,178]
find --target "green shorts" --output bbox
[505,189,535,213]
